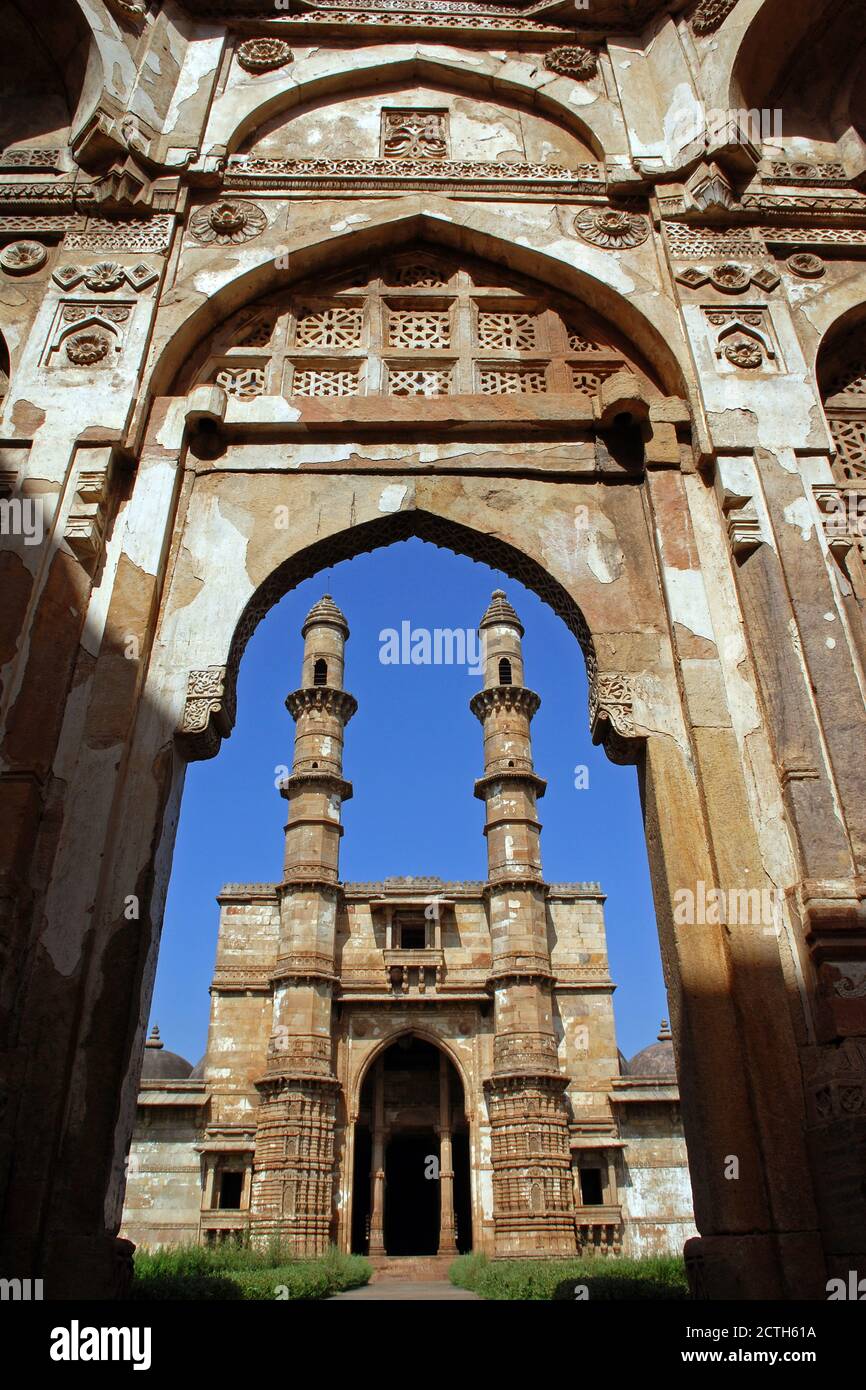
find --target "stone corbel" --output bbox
[797,878,866,1039]
[813,485,859,562]
[589,672,643,765]
[64,449,115,572]
[685,161,735,215]
[715,457,769,558]
[176,665,237,761]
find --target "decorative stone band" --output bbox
[285,686,358,724]
[278,771,354,802]
[588,671,642,766]
[469,684,541,722]
[255,1065,341,1089]
[473,769,548,800]
[277,876,343,895]
[493,1031,561,1075]
[177,665,236,761]
[488,953,555,984]
[271,953,337,984]
[223,155,604,199]
[221,10,578,39]
[482,875,547,896]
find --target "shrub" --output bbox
[449,1253,688,1301]
[131,1243,371,1301]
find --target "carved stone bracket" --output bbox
[177,666,237,761]
[64,451,114,573]
[715,458,769,558]
[589,672,642,765]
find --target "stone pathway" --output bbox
[330,1280,481,1301]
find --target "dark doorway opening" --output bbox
[385,1132,440,1255]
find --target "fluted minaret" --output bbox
[250,596,356,1254]
[470,591,576,1256]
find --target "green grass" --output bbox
[449,1252,689,1301]
[131,1241,371,1301]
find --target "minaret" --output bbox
[250,596,356,1254]
[470,591,576,1256]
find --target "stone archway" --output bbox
[350,1034,472,1259]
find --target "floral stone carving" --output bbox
[691,0,739,35]
[0,240,47,275]
[189,200,267,246]
[574,208,649,249]
[237,38,294,74]
[786,253,825,279]
[724,340,763,370]
[544,46,598,81]
[66,332,111,366]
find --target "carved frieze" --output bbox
[188,200,267,246]
[675,262,779,293]
[0,147,62,172]
[222,154,603,197]
[53,261,158,293]
[63,216,175,254]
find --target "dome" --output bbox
[478,589,524,635]
[301,594,349,638]
[189,1056,206,1080]
[627,1020,677,1078]
[141,1025,193,1081]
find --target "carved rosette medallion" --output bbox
[237,38,294,74]
[786,252,825,279]
[724,340,763,370]
[66,332,111,366]
[543,45,598,81]
[0,240,47,275]
[189,200,267,246]
[691,0,739,35]
[574,208,649,250]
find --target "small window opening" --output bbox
[498,657,512,685]
[314,659,328,686]
[399,922,427,950]
[218,1170,244,1210]
[579,1167,604,1206]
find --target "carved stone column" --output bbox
[368,1058,386,1256]
[437,1053,458,1254]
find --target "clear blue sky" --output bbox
[152,538,668,1065]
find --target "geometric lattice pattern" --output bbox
[479,365,547,395]
[389,367,453,397]
[830,418,866,481]
[186,251,644,407]
[296,306,364,348]
[388,310,451,348]
[478,312,536,350]
[293,367,361,397]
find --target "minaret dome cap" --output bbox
[301,594,350,639]
[478,589,524,636]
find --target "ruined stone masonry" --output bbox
[1,0,866,1300]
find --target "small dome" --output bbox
[302,594,349,638]
[189,1056,206,1080]
[141,1025,193,1081]
[478,589,524,636]
[627,1020,676,1078]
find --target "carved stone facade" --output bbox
[122,597,696,1261]
[1,0,866,1302]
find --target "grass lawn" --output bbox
[449,1252,690,1300]
[131,1241,372,1301]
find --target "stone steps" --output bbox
[369,1254,457,1282]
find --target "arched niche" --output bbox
[816,305,866,484]
[732,0,866,152]
[242,78,598,170]
[172,244,665,409]
[0,0,94,151]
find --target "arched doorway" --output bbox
[352,1035,472,1257]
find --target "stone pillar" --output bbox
[368,1058,386,1257]
[471,591,576,1257]
[437,1052,458,1254]
[250,596,357,1255]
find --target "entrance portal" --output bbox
[352,1035,472,1256]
